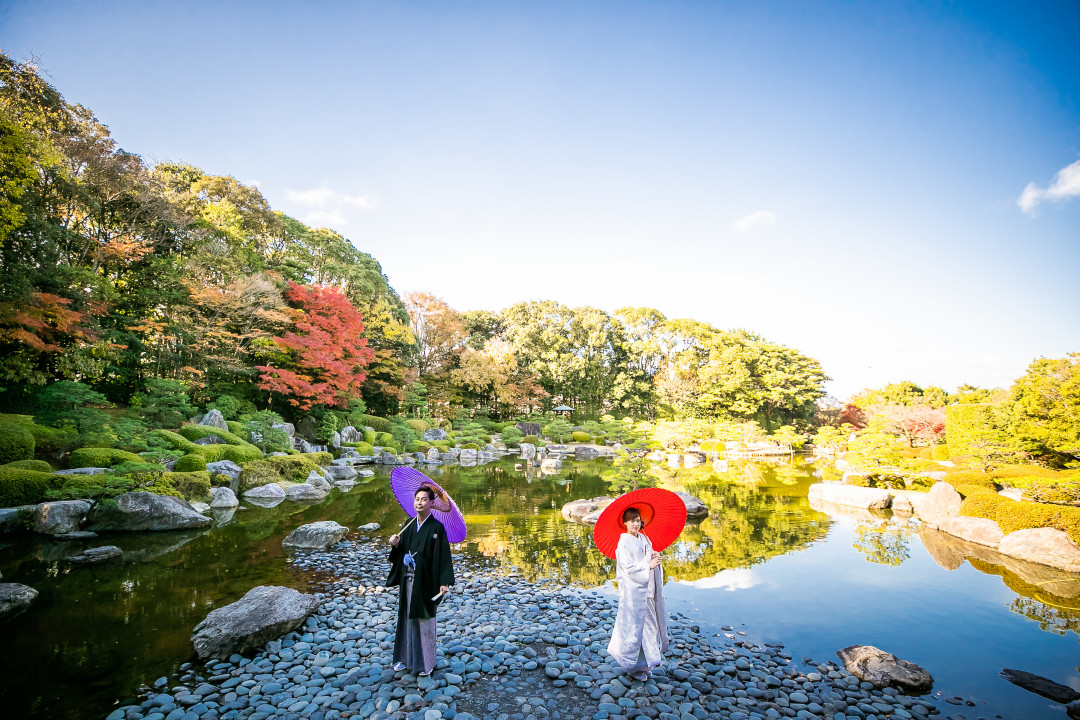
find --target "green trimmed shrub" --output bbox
[178,425,247,444]
[308,451,334,466]
[377,432,394,446]
[931,445,949,461]
[358,414,393,434]
[3,459,53,472]
[995,500,1080,545]
[0,467,61,505]
[521,435,539,445]
[379,445,400,455]
[226,420,246,436]
[461,443,480,450]
[943,470,998,491]
[175,454,207,472]
[68,447,143,469]
[350,441,375,455]
[45,475,136,501]
[363,429,377,445]
[151,429,201,454]
[195,443,264,464]
[572,431,590,443]
[153,471,211,500]
[0,419,35,464]
[500,427,524,445]
[958,487,1006,517]
[404,419,430,434]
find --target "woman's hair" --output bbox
[622,507,641,524]
[415,486,435,501]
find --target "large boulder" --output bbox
[329,431,342,449]
[271,422,295,438]
[1000,668,1080,705]
[324,465,357,481]
[917,482,962,527]
[673,491,709,521]
[516,422,541,438]
[282,520,349,550]
[0,506,35,534]
[541,457,562,472]
[684,451,707,466]
[191,585,320,660]
[84,492,212,532]
[33,500,91,535]
[304,472,333,491]
[339,426,362,444]
[53,467,107,476]
[206,460,243,482]
[836,645,933,692]
[243,483,286,499]
[938,516,1003,548]
[210,487,239,509]
[808,483,892,511]
[198,409,229,430]
[285,483,328,502]
[575,446,600,460]
[519,443,536,461]
[999,528,1080,573]
[422,428,447,442]
[562,497,614,523]
[0,583,38,619]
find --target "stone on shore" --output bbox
[918,481,962,527]
[191,585,320,660]
[84,492,212,532]
[206,460,243,482]
[0,583,38,619]
[938,516,1004,548]
[356,522,380,531]
[999,527,1080,573]
[808,483,892,510]
[519,443,536,461]
[282,520,349,550]
[305,471,333,490]
[423,428,447,442]
[836,644,934,692]
[243,483,286,498]
[33,500,91,535]
[324,464,357,481]
[575,446,600,460]
[285,483,328,502]
[209,487,239,509]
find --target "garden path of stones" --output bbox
[108,537,999,720]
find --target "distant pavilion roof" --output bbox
[552,405,574,412]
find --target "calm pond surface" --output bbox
[1,457,1077,719]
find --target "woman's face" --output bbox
[625,515,642,535]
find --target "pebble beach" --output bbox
[104,536,994,720]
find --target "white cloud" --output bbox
[1017,157,1080,214]
[734,210,776,231]
[676,568,761,591]
[286,186,374,209]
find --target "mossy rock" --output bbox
[239,455,319,490]
[0,466,63,506]
[175,454,208,472]
[3,459,53,473]
[0,419,35,465]
[152,471,212,500]
[68,447,143,469]
[177,424,247,445]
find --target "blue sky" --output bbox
[3,0,1078,399]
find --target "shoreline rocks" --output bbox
[190,585,320,660]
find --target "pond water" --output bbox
[1,457,1077,719]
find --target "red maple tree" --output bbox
[256,282,374,409]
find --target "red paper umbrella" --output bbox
[390,466,468,543]
[592,487,687,559]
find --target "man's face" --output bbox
[415,490,432,515]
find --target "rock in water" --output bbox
[206,460,243,482]
[836,644,933,692]
[0,583,38,619]
[673,491,710,520]
[1000,668,1080,704]
[999,527,1080,573]
[84,492,212,532]
[282,520,349,550]
[808,483,892,510]
[209,487,239,509]
[918,481,962,527]
[191,585,319,660]
[33,500,92,535]
[285,483,327,502]
[242,483,286,498]
[65,545,122,564]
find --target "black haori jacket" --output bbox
[386,514,455,619]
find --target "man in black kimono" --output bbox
[386,486,454,675]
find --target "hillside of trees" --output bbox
[0,53,827,433]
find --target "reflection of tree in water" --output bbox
[967,557,1080,640]
[851,522,913,566]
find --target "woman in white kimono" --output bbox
[607,506,669,681]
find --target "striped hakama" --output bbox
[393,566,437,674]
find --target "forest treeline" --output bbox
[0,53,828,431]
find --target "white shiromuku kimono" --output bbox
[607,531,669,672]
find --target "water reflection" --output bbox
[1,457,1078,720]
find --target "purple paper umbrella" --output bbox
[389,466,468,543]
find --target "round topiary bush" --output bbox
[0,420,35,465]
[152,471,212,500]
[175,454,207,472]
[571,431,591,443]
[350,441,375,455]
[3,459,53,473]
[0,466,62,506]
[404,419,431,435]
[68,447,143,469]
[461,443,480,450]
[958,488,1007,519]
